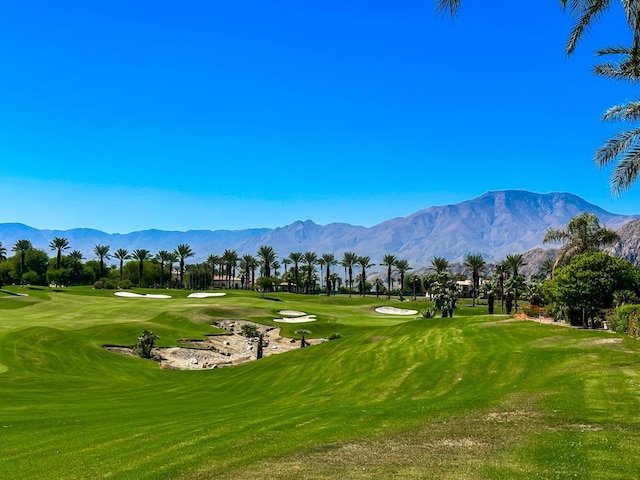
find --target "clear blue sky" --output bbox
[1,1,638,233]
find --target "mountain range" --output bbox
[1,190,638,272]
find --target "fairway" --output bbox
[1,287,639,479]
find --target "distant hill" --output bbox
[0,190,636,271]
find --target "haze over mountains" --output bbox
[1,190,638,270]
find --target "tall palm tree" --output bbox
[157,250,172,288]
[222,249,239,289]
[357,255,374,297]
[409,274,422,300]
[341,251,358,297]
[381,254,397,299]
[288,252,303,293]
[93,244,110,279]
[504,253,526,312]
[302,251,318,294]
[13,239,33,283]
[321,253,337,296]
[494,261,509,314]
[271,260,281,278]
[543,212,620,272]
[463,253,486,306]
[240,254,256,290]
[113,248,130,282]
[282,258,291,274]
[175,244,194,288]
[257,245,277,280]
[68,250,83,284]
[394,259,412,299]
[316,257,326,291]
[165,252,178,288]
[132,249,151,287]
[430,256,449,274]
[207,254,220,288]
[49,237,70,270]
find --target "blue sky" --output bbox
[1,1,638,233]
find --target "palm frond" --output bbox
[435,0,460,17]
[610,143,640,194]
[594,127,640,168]
[596,46,633,56]
[565,0,612,55]
[602,101,640,122]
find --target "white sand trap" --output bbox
[187,292,227,298]
[278,310,307,317]
[375,306,418,315]
[114,292,172,299]
[274,315,317,323]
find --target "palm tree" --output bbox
[543,212,620,272]
[157,250,172,288]
[430,256,449,274]
[381,254,397,299]
[288,252,303,293]
[321,253,337,296]
[493,261,509,314]
[165,252,178,288]
[409,274,421,301]
[341,251,358,297]
[373,278,384,298]
[113,248,130,282]
[175,244,194,288]
[13,239,33,283]
[271,260,281,278]
[504,253,526,312]
[49,237,70,270]
[0,242,6,261]
[207,254,220,288]
[132,249,151,287]
[316,257,326,291]
[68,250,83,284]
[394,259,412,300]
[257,245,277,280]
[463,253,486,306]
[357,255,374,297]
[93,244,111,279]
[302,251,318,294]
[240,254,256,290]
[222,249,239,288]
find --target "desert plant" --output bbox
[134,330,160,359]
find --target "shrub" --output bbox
[611,304,640,335]
[522,304,545,317]
[93,280,104,290]
[120,279,133,289]
[328,332,342,340]
[241,324,259,338]
[103,279,116,290]
[133,330,160,358]
[420,307,436,319]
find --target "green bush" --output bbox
[328,332,342,340]
[119,279,133,289]
[611,304,640,335]
[93,280,104,290]
[420,307,436,319]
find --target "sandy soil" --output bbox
[114,292,172,299]
[274,315,317,323]
[187,292,227,298]
[375,306,418,315]
[105,320,325,370]
[278,310,306,317]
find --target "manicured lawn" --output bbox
[0,286,638,478]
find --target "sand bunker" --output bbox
[278,310,307,317]
[105,320,325,370]
[187,292,227,298]
[114,292,172,299]
[375,306,418,315]
[274,315,317,323]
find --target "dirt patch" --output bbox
[105,320,325,370]
[580,337,623,346]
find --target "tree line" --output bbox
[1,212,638,329]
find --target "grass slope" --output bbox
[0,287,639,479]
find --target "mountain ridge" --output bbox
[1,190,637,269]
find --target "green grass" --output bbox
[1,286,639,478]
